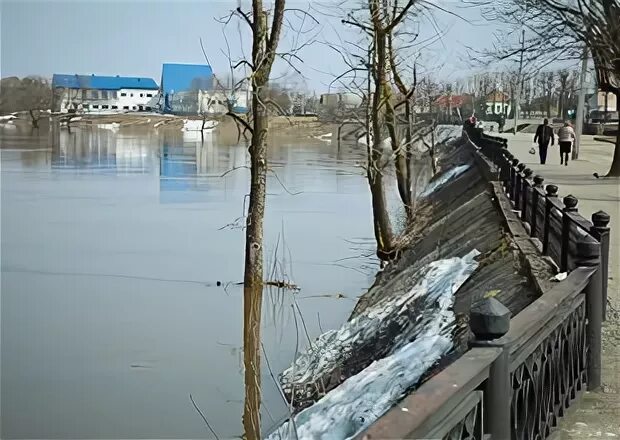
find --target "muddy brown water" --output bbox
[0,122,434,439]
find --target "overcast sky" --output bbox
[1,0,505,92]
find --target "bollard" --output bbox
[515,163,526,210]
[543,184,558,255]
[521,168,533,222]
[500,152,513,189]
[591,211,611,321]
[577,239,603,391]
[470,298,511,440]
[561,195,579,272]
[531,176,544,237]
[510,158,519,201]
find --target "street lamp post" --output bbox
[573,47,588,160]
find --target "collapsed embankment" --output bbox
[267,130,555,439]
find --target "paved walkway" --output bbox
[499,132,620,438]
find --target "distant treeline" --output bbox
[0,76,52,115]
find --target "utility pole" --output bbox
[513,29,525,135]
[573,47,588,160]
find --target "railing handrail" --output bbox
[355,347,501,439]
[475,266,595,370]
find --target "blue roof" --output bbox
[52,74,158,90]
[160,63,213,95]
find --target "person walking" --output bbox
[557,122,576,166]
[534,118,554,164]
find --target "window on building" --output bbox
[111,105,118,109]
[130,93,134,97]
[82,90,87,100]
[132,106,137,110]
[110,91,117,99]
[145,106,152,111]
[83,104,89,109]
[102,104,109,109]
[92,105,99,109]
[121,92,127,97]
[90,90,99,99]
[146,93,153,97]
[101,91,108,99]
[140,93,144,97]
[123,106,129,110]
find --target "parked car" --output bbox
[584,110,619,134]
[587,110,619,124]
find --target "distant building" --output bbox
[160,63,214,114]
[319,93,363,109]
[434,95,472,119]
[51,74,159,113]
[485,91,511,116]
[587,90,617,112]
[159,63,249,115]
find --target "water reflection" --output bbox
[1,122,380,439]
[50,124,158,174]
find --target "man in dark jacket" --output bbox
[533,118,554,164]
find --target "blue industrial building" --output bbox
[52,74,158,91]
[159,63,214,114]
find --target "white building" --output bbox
[320,93,363,109]
[52,74,159,113]
[196,89,250,114]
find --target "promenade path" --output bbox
[499,131,619,438]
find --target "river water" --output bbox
[0,122,418,439]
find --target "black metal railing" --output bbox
[356,126,610,440]
[464,124,611,317]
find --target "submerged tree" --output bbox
[218,1,320,437]
[0,76,51,128]
[340,0,423,260]
[232,1,286,438]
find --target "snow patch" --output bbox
[418,164,470,198]
[269,249,480,440]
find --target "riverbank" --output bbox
[497,131,620,438]
[268,130,548,438]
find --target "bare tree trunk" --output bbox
[605,97,620,177]
[242,92,267,439]
[29,109,39,129]
[385,96,411,219]
[404,100,413,198]
[241,2,285,438]
[368,31,396,260]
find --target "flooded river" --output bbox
[0,122,414,438]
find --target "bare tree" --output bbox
[229,1,287,438]
[337,0,421,260]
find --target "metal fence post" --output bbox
[561,195,578,272]
[590,210,611,321]
[521,168,533,222]
[577,239,603,390]
[531,175,544,237]
[510,158,519,201]
[501,152,513,191]
[543,184,558,255]
[469,298,512,440]
[515,163,526,210]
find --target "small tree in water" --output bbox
[0,76,51,128]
